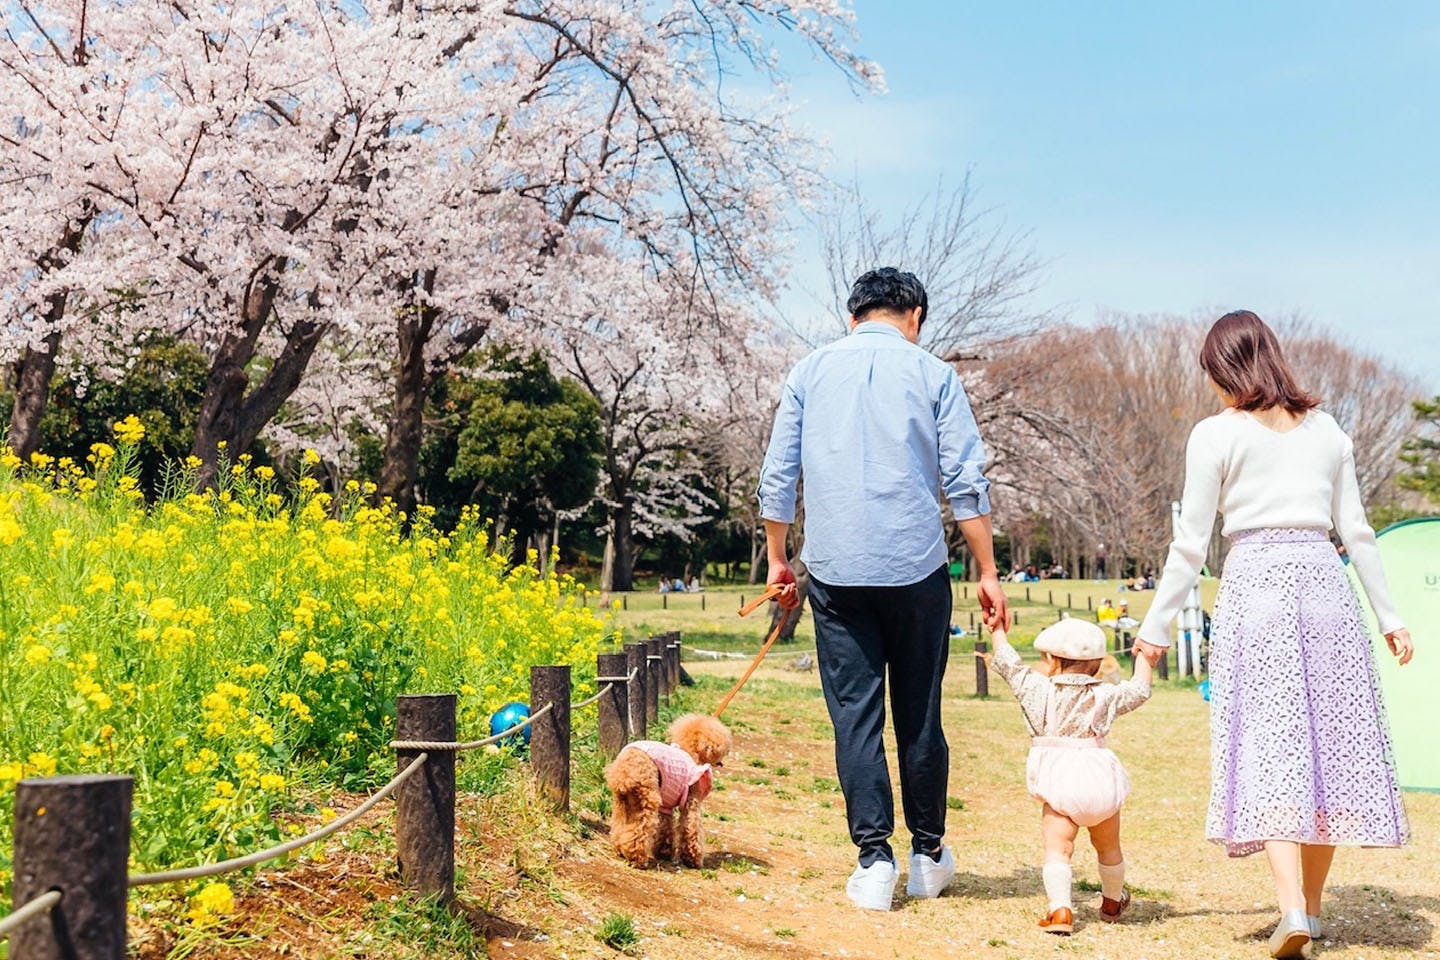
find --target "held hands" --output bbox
[1385,628,1414,666]
[976,574,1009,632]
[1132,639,1166,668]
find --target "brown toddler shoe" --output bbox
[1038,907,1074,935]
[1100,888,1132,922]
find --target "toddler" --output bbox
[987,617,1154,934]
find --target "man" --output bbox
[757,267,1007,911]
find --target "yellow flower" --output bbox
[24,644,52,666]
[213,780,236,798]
[226,596,255,615]
[186,882,234,923]
[258,773,285,791]
[51,527,74,549]
[301,650,328,673]
[88,441,117,462]
[28,752,58,777]
[185,455,203,469]
[255,465,275,482]
[319,807,337,824]
[301,449,321,466]
[83,572,116,594]
[0,516,21,545]
[113,415,146,445]
[147,597,179,621]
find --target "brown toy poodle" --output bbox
[604,713,732,868]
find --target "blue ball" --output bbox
[489,701,531,747]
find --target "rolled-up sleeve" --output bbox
[936,369,990,519]
[757,371,804,523]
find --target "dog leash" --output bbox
[712,583,790,718]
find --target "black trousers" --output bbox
[810,564,952,867]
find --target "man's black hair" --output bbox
[846,267,928,327]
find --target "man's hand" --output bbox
[762,519,801,609]
[976,574,1008,631]
[767,556,801,610]
[1386,628,1414,666]
[1132,639,1166,668]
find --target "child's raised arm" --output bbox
[1111,647,1154,718]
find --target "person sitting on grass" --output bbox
[984,617,1158,935]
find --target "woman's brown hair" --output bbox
[1199,310,1320,415]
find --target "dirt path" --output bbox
[499,657,1440,960]
[167,653,1439,959]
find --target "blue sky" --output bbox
[777,1,1440,389]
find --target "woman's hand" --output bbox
[1385,628,1414,666]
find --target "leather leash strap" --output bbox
[713,583,789,718]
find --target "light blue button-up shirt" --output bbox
[757,322,991,587]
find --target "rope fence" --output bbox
[128,753,431,887]
[0,891,61,940]
[0,632,694,956]
[390,702,555,752]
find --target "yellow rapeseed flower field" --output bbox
[0,425,610,902]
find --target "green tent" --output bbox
[1347,517,1440,792]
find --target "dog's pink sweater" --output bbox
[625,741,713,811]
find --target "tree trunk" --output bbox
[7,328,62,461]
[609,501,636,592]
[192,273,284,488]
[8,216,90,461]
[378,272,440,515]
[600,528,616,594]
[748,524,763,584]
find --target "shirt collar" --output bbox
[851,321,907,340]
[1052,674,1103,686]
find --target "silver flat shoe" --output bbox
[1307,914,1322,940]
[1269,909,1312,958]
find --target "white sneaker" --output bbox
[1308,914,1322,940]
[846,859,898,911]
[905,846,955,898]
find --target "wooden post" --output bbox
[701,594,706,611]
[530,666,571,811]
[596,652,629,760]
[974,640,990,698]
[1087,596,1093,611]
[969,611,976,631]
[395,694,455,903]
[11,774,132,960]
[662,592,667,610]
[624,642,647,739]
[1158,645,1170,681]
[963,584,968,600]
[1025,586,1031,601]
[1048,589,1053,605]
[645,638,664,716]
[622,594,627,611]
[665,634,681,692]
[1067,592,1072,609]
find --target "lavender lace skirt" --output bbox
[1207,528,1409,857]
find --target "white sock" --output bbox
[1098,860,1126,900]
[1042,862,1073,912]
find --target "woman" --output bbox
[1136,311,1413,959]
